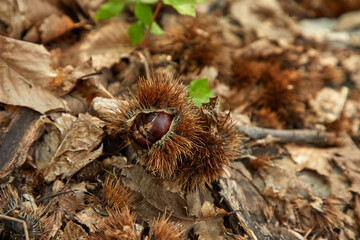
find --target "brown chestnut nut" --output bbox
[130,112,172,149]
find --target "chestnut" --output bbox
[130,112,172,149]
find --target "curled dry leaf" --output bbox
[39,14,75,44]
[0,36,66,113]
[0,0,61,38]
[35,113,104,182]
[0,36,95,113]
[24,13,75,44]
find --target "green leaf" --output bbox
[188,78,215,107]
[128,21,145,45]
[163,0,197,16]
[164,0,196,4]
[150,22,163,35]
[134,3,153,25]
[134,3,163,35]
[140,0,159,3]
[172,4,196,16]
[94,0,125,20]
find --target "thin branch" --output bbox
[0,214,30,240]
[236,125,339,146]
[134,51,151,80]
[78,71,103,80]
[37,190,75,203]
[139,0,163,49]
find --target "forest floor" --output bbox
[1,0,360,239]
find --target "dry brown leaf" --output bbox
[236,38,288,59]
[230,0,299,39]
[0,36,96,113]
[342,55,360,89]
[121,165,195,230]
[39,14,75,44]
[61,17,133,69]
[333,10,360,31]
[286,145,333,177]
[76,207,104,233]
[309,87,349,123]
[0,0,61,38]
[35,113,104,182]
[186,190,225,240]
[75,0,104,19]
[0,36,69,113]
[64,220,88,240]
[219,165,303,240]
[193,201,225,240]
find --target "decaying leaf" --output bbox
[61,17,133,69]
[0,36,96,113]
[121,165,195,230]
[309,87,349,123]
[1,0,360,239]
[35,113,104,182]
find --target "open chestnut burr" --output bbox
[130,112,172,149]
[105,75,242,191]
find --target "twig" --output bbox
[139,0,163,49]
[0,214,30,240]
[37,190,75,203]
[79,71,103,80]
[134,51,151,80]
[236,125,338,146]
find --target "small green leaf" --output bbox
[163,0,197,16]
[94,0,125,20]
[134,3,153,25]
[172,3,196,16]
[164,0,196,4]
[134,3,163,35]
[128,21,145,45]
[140,0,159,3]
[188,78,215,107]
[150,22,163,35]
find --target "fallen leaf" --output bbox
[64,220,88,240]
[61,17,132,69]
[286,145,333,177]
[121,165,195,230]
[0,36,70,113]
[76,207,103,233]
[35,113,105,182]
[219,165,303,239]
[309,86,349,123]
[193,201,225,240]
[230,0,298,39]
[39,14,75,44]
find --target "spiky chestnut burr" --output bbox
[150,15,232,81]
[105,75,242,191]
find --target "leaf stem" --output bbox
[138,0,163,49]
